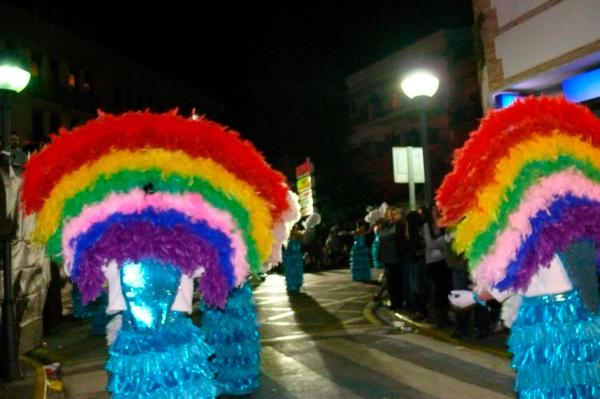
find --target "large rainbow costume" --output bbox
[438,96,600,398]
[21,111,300,398]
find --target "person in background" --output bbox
[350,219,372,281]
[423,205,452,327]
[9,131,27,172]
[404,210,427,320]
[377,206,406,311]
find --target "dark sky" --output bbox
[12,1,474,174]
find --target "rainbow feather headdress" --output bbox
[436,96,600,292]
[21,111,300,307]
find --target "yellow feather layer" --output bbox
[454,131,600,254]
[33,149,274,261]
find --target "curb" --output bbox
[20,355,47,399]
[365,301,511,359]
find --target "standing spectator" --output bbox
[9,131,27,172]
[423,205,452,327]
[350,219,372,281]
[377,206,406,310]
[446,240,471,337]
[405,210,427,320]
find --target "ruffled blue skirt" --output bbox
[371,234,382,269]
[283,243,303,292]
[106,314,217,399]
[350,238,371,281]
[200,284,261,395]
[509,289,600,399]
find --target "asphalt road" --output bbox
[39,269,515,399]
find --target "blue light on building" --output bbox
[562,67,600,103]
[495,93,520,108]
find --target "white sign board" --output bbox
[392,147,425,183]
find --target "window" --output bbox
[49,59,60,85]
[30,51,42,79]
[50,112,61,134]
[32,108,44,141]
[68,66,78,89]
[82,71,92,93]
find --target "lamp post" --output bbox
[401,70,439,208]
[0,49,30,381]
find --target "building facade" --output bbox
[0,2,221,353]
[0,2,221,146]
[345,29,481,206]
[473,0,600,112]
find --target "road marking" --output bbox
[263,293,372,322]
[317,338,513,399]
[261,346,363,399]
[394,333,514,377]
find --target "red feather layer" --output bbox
[21,112,289,219]
[436,96,600,225]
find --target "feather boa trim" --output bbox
[494,198,600,291]
[45,169,259,274]
[73,209,233,307]
[63,189,248,285]
[21,111,290,220]
[33,149,273,261]
[472,169,599,287]
[455,132,600,254]
[437,96,600,225]
[467,155,600,265]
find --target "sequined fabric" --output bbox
[106,260,217,398]
[200,283,261,395]
[510,289,600,398]
[283,239,303,292]
[350,236,371,281]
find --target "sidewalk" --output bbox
[1,356,47,399]
[370,301,511,359]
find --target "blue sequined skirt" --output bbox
[509,289,600,399]
[200,284,261,396]
[350,239,371,281]
[283,245,303,292]
[371,235,382,269]
[106,314,218,399]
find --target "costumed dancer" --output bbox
[199,283,260,396]
[283,222,305,292]
[21,111,297,398]
[437,96,600,398]
[365,203,387,270]
[198,190,299,397]
[350,219,371,281]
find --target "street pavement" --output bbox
[12,268,515,399]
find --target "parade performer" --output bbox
[437,96,600,398]
[283,222,305,292]
[199,283,261,396]
[365,203,387,270]
[350,219,371,281]
[20,111,299,398]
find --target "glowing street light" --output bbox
[401,69,439,207]
[0,49,30,381]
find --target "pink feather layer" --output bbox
[62,189,248,285]
[474,168,600,289]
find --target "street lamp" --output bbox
[401,69,439,207]
[0,49,30,381]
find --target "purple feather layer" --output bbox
[74,221,230,307]
[506,204,600,291]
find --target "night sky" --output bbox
[11,1,474,176]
